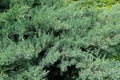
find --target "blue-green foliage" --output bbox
[0,0,120,80]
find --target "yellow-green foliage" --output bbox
[64,0,120,10]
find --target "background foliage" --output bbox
[0,0,120,80]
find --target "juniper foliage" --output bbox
[0,0,120,80]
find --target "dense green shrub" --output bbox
[0,0,120,80]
